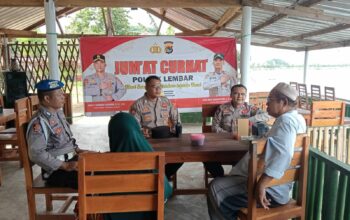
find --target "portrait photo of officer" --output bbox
[203,53,237,97]
[83,54,126,102]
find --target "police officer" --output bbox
[130,75,179,137]
[84,54,126,101]
[203,53,237,97]
[212,84,269,133]
[130,75,182,179]
[26,79,90,189]
[130,76,223,179]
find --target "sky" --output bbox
[56,8,350,66]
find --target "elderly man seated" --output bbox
[207,82,307,220]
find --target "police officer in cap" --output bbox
[203,53,237,97]
[84,54,126,102]
[27,79,91,189]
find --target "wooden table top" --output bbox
[0,109,15,124]
[149,133,249,163]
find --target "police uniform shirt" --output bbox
[130,94,180,129]
[27,106,77,174]
[203,71,237,96]
[84,72,126,101]
[212,102,261,133]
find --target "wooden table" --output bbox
[0,109,15,125]
[149,133,249,195]
[150,133,249,163]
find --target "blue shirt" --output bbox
[229,110,306,204]
[265,110,306,204]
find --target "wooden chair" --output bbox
[0,97,30,168]
[202,104,220,133]
[249,92,269,111]
[20,123,77,220]
[298,83,309,109]
[78,152,165,220]
[28,95,40,117]
[237,134,310,220]
[324,86,335,101]
[290,82,298,91]
[63,93,73,124]
[310,85,321,101]
[310,100,345,126]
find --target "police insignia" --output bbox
[161,103,168,108]
[33,122,41,133]
[144,115,152,122]
[49,119,56,126]
[54,127,62,135]
[164,41,173,54]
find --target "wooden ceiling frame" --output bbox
[0,0,241,8]
[24,7,80,31]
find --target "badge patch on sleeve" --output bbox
[33,122,42,133]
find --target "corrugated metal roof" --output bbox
[0,0,349,51]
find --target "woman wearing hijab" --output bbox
[104,112,172,220]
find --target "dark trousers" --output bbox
[45,156,78,189]
[165,163,183,179]
[203,162,224,178]
[165,162,224,179]
[46,169,78,189]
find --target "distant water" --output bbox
[249,66,350,101]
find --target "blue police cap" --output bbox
[35,79,64,92]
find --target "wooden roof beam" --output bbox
[210,7,241,36]
[156,8,167,36]
[298,39,350,51]
[175,29,212,36]
[0,28,37,37]
[24,7,80,31]
[142,8,192,33]
[247,2,350,25]
[249,0,322,33]
[267,24,350,46]
[0,0,241,8]
[183,8,218,24]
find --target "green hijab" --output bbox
[108,112,153,153]
[108,112,172,199]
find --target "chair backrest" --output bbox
[202,104,219,133]
[15,97,30,129]
[290,82,298,91]
[247,134,309,219]
[20,122,35,188]
[78,152,165,220]
[310,85,321,101]
[28,95,40,118]
[249,92,269,111]
[310,100,345,126]
[63,93,73,124]
[324,86,335,101]
[298,83,309,109]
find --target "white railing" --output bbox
[308,124,350,165]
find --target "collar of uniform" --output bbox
[231,102,248,110]
[144,93,158,103]
[38,106,56,118]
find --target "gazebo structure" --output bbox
[0,0,350,92]
[0,1,350,219]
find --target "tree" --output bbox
[65,8,131,35]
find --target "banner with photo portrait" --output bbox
[80,36,237,116]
